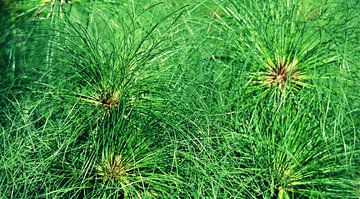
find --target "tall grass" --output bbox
[1,0,359,198]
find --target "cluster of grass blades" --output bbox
[213,0,356,106]
[231,105,356,198]
[1,0,359,198]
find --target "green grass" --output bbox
[1,0,359,198]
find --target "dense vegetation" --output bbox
[1,0,359,198]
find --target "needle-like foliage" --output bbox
[0,0,359,198]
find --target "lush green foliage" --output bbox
[1,0,359,198]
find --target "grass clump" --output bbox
[238,106,356,198]
[214,0,350,104]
